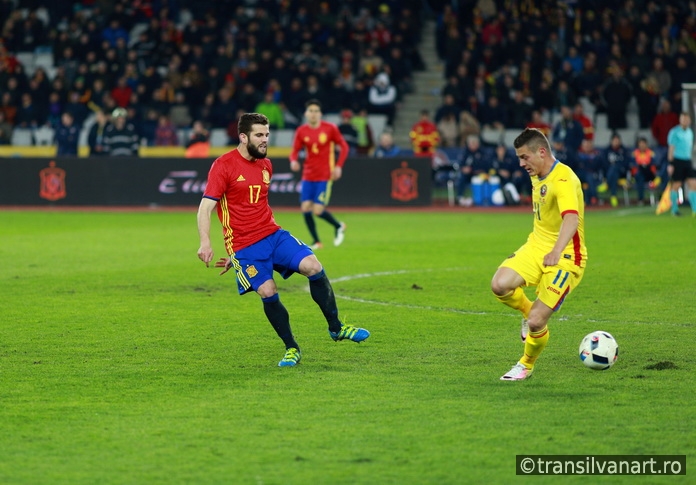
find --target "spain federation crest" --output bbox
[39,161,66,201]
[262,169,270,185]
[390,162,418,202]
[246,265,258,278]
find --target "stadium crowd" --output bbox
[0,0,694,206]
[419,0,695,206]
[0,0,424,149]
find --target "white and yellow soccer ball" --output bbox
[579,331,619,370]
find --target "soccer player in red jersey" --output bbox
[289,99,349,250]
[197,113,369,367]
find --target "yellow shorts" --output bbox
[499,242,585,311]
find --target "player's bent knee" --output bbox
[256,280,278,299]
[298,255,323,277]
[490,278,511,297]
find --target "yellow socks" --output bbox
[520,326,549,369]
[496,287,532,318]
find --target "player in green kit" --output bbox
[491,128,588,381]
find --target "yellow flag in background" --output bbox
[656,183,672,215]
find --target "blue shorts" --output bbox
[231,229,314,295]
[300,180,332,205]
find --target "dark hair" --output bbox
[238,113,269,137]
[305,99,322,109]
[513,128,551,152]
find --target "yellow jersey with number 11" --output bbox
[528,160,587,268]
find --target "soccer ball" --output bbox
[579,331,619,370]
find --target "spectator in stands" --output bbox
[0,92,18,127]
[110,76,132,108]
[456,135,488,207]
[458,109,481,146]
[574,54,603,111]
[348,79,371,115]
[226,109,246,146]
[64,90,90,128]
[350,108,374,156]
[15,93,41,128]
[633,71,661,129]
[651,99,679,148]
[185,120,210,158]
[103,107,139,157]
[669,51,693,104]
[154,114,179,147]
[601,65,633,130]
[647,57,671,98]
[337,109,359,155]
[374,131,401,158]
[437,112,459,148]
[480,95,508,132]
[602,133,630,208]
[434,94,460,124]
[139,109,159,146]
[368,72,397,128]
[209,87,237,129]
[54,112,80,156]
[304,75,327,109]
[507,91,533,130]
[102,19,129,48]
[88,109,110,157]
[46,92,63,129]
[237,83,263,114]
[169,91,192,129]
[441,76,467,110]
[554,80,578,113]
[491,144,521,205]
[87,78,109,112]
[576,138,603,206]
[359,45,384,78]
[385,46,414,99]
[57,46,80,88]
[533,78,555,115]
[0,112,12,145]
[409,110,439,158]
[254,91,285,130]
[552,105,584,166]
[573,103,594,141]
[526,110,552,138]
[630,136,661,206]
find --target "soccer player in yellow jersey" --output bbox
[491,128,588,381]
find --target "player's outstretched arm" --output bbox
[197,197,218,266]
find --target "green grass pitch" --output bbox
[1,207,694,484]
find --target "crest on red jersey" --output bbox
[390,162,418,202]
[262,169,270,184]
[39,161,66,201]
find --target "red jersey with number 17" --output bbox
[203,148,280,254]
[289,121,349,181]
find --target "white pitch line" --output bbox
[331,267,491,315]
[326,269,690,327]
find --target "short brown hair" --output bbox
[238,113,269,137]
[513,128,551,153]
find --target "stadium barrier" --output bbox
[0,156,431,207]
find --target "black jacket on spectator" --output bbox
[104,123,139,156]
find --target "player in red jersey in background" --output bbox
[289,99,349,250]
[197,113,369,368]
